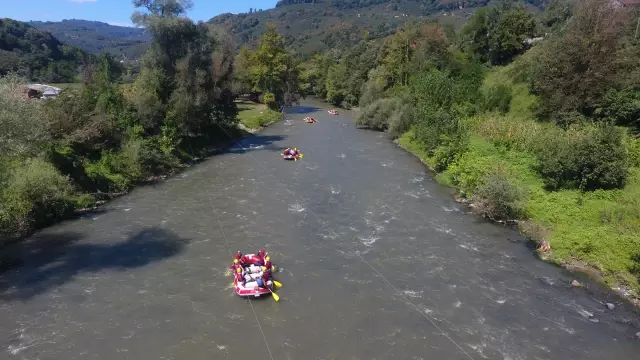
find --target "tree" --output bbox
[459,1,538,65]
[529,0,635,122]
[129,0,236,138]
[233,46,253,96]
[249,24,302,108]
[540,0,576,33]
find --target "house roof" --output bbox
[25,84,62,93]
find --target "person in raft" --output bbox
[255,268,273,290]
[234,267,246,285]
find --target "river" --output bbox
[1,100,639,359]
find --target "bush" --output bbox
[0,158,76,235]
[410,69,454,111]
[535,124,629,191]
[483,84,513,114]
[359,75,387,108]
[355,97,402,131]
[625,135,640,168]
[387,106,413,139]
[0,74,50,157]
[473,170,526,220]
[84,140,143,193]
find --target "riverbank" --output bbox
[0,102,282,268]
[394,112,640,307]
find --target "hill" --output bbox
[0,18,88,83]
[27,19,151,59]
[209,0,546,55]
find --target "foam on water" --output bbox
[288,203,306,213]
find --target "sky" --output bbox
[3,0,279,27]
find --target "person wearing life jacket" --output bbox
[234,267,246,286]
[229,258,241,271]
[263,256,272,270]
[255,269,273,290]
[257,249,267,261]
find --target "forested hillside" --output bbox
[0,19,88,83]
[28,20,150,59]
[211,0,546,55]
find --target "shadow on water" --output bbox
[226,134,287,155]
[285,105,321,115]
[0,227,188,301]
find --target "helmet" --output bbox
[233,259,238,264]
[258,249,266,257]
[261,266,267,272]
[256,278,264,287]
[265,256,270,261]
[236,267,241,273]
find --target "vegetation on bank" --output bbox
[0,1,300,243]
[305,0,640,300]
[237,101,282,130]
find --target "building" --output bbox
[21,84,63,99]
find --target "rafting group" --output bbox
[303,116,317,123]
[229,250,282,301]
[282,147,303,161]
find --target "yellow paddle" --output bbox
[270,289,280,302]
[273,280,283,289]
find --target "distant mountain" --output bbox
[27,19,151,59]
[210,0,546,55]
[0,18,88,83]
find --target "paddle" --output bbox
[273,280,283,289]
[268,287,280,302]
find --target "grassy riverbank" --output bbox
[236,101,282,130]
[396,65,640,303]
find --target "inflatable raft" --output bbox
[328,109,338,115]
[234,278,275,298]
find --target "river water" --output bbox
[1,100,639,359]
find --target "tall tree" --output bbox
[249,24,302,108]
[460,0,537,65]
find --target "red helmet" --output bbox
[234,251,242,260]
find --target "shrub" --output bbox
[0,74,50,157]
[483,84,513,114]
[0,158,76,235]
[597,87,640,127]
[359,75,387,108]
[387,106,413,139]
[410,69,454,111]
[261,92,277,110]
[85,139,144,193]
[535,124,629,191]
[625,135,640,168]
[355,97,403,132]
[473,170,526,220]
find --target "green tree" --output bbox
[249,24,302,108]
[459,1,537,65]
[529,0,636,122]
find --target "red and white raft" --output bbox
[234,278,275,298]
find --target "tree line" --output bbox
[0,0,299,241]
